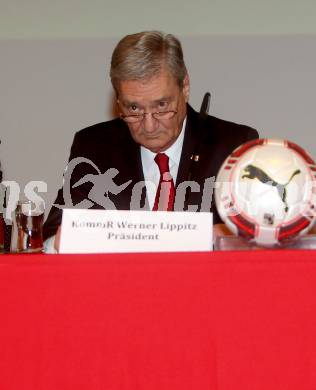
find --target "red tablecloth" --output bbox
[1,250,316,390]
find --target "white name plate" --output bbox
[59,209,213,254]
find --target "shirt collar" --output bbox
[140,117,187,169]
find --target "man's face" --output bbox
[116,68,190,153]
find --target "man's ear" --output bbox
[182,73,190,102]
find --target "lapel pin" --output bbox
[191,154,200,162]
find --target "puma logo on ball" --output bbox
[242,164,301,212]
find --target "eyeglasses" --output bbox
[120,110,177,123]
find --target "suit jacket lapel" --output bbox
[111,125,147,210]
[176,105,200,186]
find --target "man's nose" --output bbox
[142,113,159,133]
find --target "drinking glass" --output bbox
[14,200,44,253]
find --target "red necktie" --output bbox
[153,153,175,211]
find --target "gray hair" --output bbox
[110,31,187,91]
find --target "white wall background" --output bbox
[1,0,316,214]
[2,0,316,38]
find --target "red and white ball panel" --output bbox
[215,139,316,246]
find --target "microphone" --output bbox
[199,92,211,119]
[189,92,212,166]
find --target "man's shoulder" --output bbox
[185,104,259,168]
[67,118,136,162]
[205,114,258,140]
[187,104,258,139]
[206,114,254,130]
[74,117,129,142]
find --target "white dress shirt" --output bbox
[140,118,186,210]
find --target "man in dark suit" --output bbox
[43,31,258,251]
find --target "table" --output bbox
[1,250,316,389]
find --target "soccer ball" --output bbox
[215,139,316,247]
